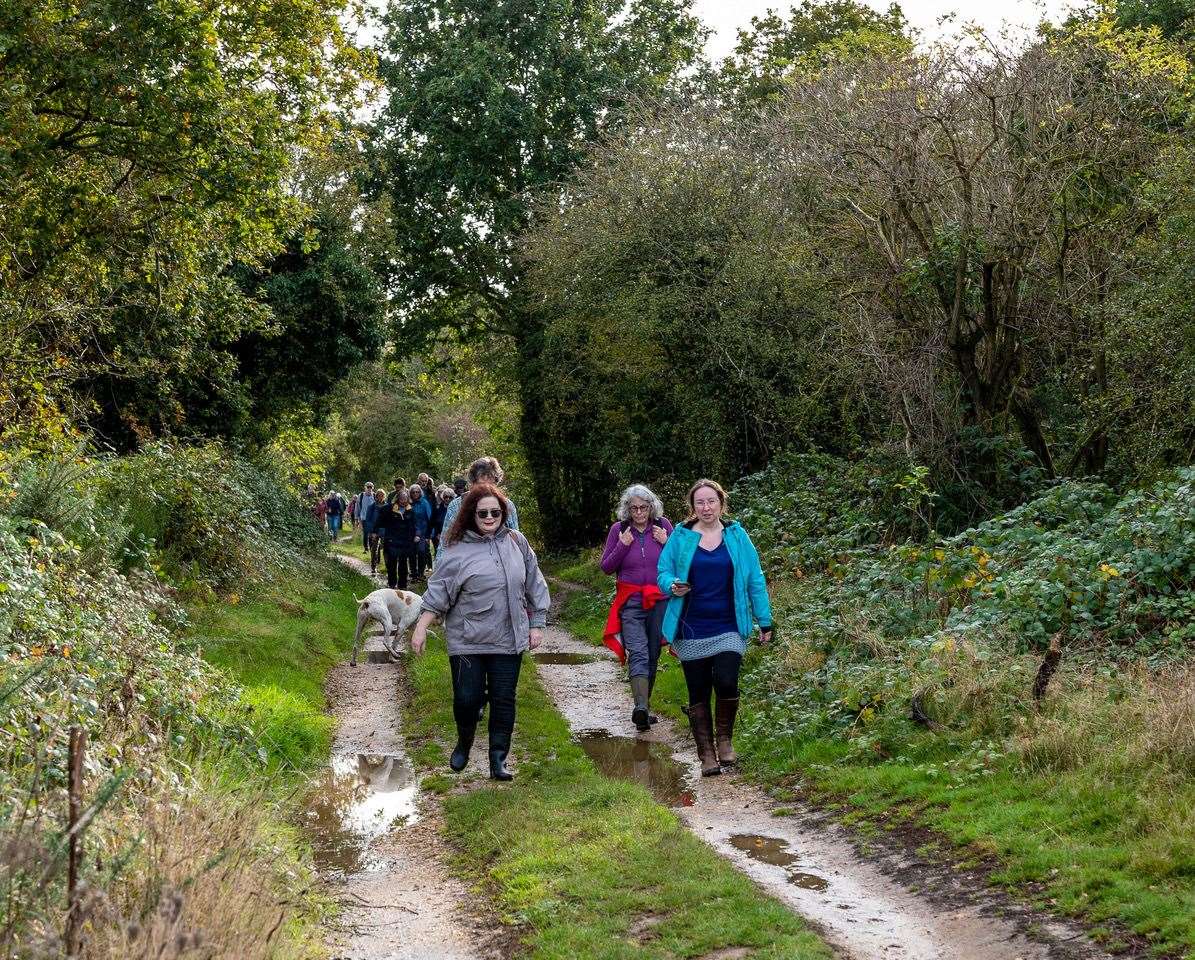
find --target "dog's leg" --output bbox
[352,607,368,667]
[378,607,398,659]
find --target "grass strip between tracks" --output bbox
[403,627,832,960]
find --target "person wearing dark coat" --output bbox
[374,488,417,590]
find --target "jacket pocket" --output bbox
[457,596,495,645]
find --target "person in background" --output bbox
[656,479,773,777]
[347,492,359,531]
[453,477,467,499]
[600,484,673,731]
[389,477,407,504]
[410,483,434,581]
[429,486,452,558]
[374,487,416,590]
[325,490,345,541]
[417,472,436,503]
[440,457,519,533]
[409,483,550,781]
[366,488,386,575]
[314,490,328,531]
[359,481,375,553]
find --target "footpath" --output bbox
[314,552,1115,960]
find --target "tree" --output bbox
[521,104,870,541]
[776,20,1189,479]
[718,0,911,106]
[0,0,370,448]
[367,0,706,543]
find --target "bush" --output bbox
[732,458,1195,764]
[0,442,330,954]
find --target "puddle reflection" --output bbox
[729,834,829,891]
[575,730,695,807]
[305,753,419,878]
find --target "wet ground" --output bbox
[320,555,504,960]
[573,729,695,806]
[305,752,420,878]
[533,617,1115,960]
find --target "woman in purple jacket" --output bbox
[600,484,674,731]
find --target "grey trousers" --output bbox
[620,594,664,681]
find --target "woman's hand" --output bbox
[670,580,690,597]
[529,628,544,649]
[652,525,668,545]
[757,627,774,646]
[410,624,428,655]
[618,526,634,546]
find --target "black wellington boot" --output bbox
[489,749,513,781]
[450,725,476,772]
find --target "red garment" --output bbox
[604,581,666,663]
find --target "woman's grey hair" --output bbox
[616,484,664,522]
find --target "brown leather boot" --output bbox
[687,701,721,776]
[715,696,739,767]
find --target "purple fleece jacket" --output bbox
[600,517,675,586]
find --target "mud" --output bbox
[320,556,505,960]
[532,617,1115,960]
[573,729,695,807]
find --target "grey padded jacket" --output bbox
[420,526,550,655]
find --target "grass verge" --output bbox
[554,558,1195,959]
[403,627,831,959]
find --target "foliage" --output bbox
[521,103,872,543]
[322,346,540,535]
[0,0,372,449]
[0,443,336,954]
[519,18,1195,545]
[718,0,911,106]
[367,0,708,545]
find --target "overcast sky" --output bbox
[695,0,1078,60]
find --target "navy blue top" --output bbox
[680,541,738,640]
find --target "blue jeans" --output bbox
[328,514,342,538]
[450,653,523,752]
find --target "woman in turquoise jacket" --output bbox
[657,478,773,776]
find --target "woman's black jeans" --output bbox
[450,653,523,752]
[681,651,742,709]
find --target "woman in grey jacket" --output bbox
[410,483,550,780]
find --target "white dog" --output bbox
[352,588,423,666]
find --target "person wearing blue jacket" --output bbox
[657,478,774,777]
[410,483,434,580]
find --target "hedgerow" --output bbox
[0,443,329,957]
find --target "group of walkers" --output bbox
[405,467,771,783]
[353,469,483,590]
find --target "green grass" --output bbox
[191,557,367,776]
[553,558,1195,959]
[403,628,830,959]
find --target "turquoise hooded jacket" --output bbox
[656,520,772,644]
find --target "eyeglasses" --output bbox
[630,504,650,512]
[475,508,502,519]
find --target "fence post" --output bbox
[66,726,86,956]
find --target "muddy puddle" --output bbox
[532,651,601,665]
[729,834,829,891]
[304,753,420,878]
[574,729,695,807]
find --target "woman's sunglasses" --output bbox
[475,508,503,519]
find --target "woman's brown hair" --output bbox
[445,482,509,545]
[685,478,729,521]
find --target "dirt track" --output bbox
[317,552,1115,959]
